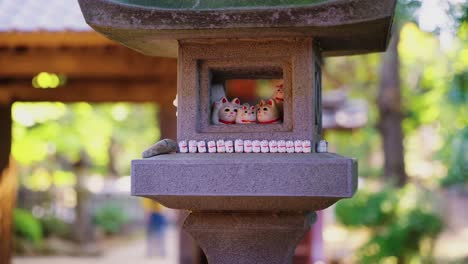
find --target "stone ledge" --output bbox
[131,153,357,211]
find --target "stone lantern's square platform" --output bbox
[132,153,357,211]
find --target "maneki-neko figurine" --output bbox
[212,97,241,125]
[211,81,284,126]
[256,99,281,124]
[235,104,257,124]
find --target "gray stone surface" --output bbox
[111,0,331,9]
[184,211,316,264]
[141,138,178,158]
[132,153,357,211]
[77,0,396,57]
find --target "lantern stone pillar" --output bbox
[184,212,316,264]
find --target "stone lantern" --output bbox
[78,1,396,263]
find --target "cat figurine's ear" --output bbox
[221,97,228,104]
[259,100,265,106]
[232,98,241,105]
[250,105,256,111]
[242,104,249,110]
[267,99,275,107]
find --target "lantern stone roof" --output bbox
[78,0,396,57]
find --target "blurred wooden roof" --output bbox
[0,0,177,104]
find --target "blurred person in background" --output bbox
[142,198,167,258]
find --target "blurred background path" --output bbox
[13,223,179,264]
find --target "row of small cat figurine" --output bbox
[212,84,284,125]
[178,139,312,153]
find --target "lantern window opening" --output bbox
[209,66,284,126]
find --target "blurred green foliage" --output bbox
[12,103,159,190]
[40,215,71,239]
[14,208,43,245]
[93,202,129,235]
[336,188,397,227]
[439,126,468,186]
[325,17,467,187]
[336,185,443,263]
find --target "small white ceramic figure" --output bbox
[252,140,261,153]
[217,140,226,153]
[272,83,284,113]
[260,140,269,153]
[197,141,207,153]
[244,140,253,153]
[294,140,303,153]
[212,97,240,125]
[189,140,198,153]
[208,140,217,153]
[269,140,278,153]
[286,140,295,153]
[317,140,328,153]
[277,140,286,153]
[235,139,244,153]
[225,140,234,153]
[302,140,312,153]
[178,140,188,153]
[257,99,281,124]
[236,104,257,124]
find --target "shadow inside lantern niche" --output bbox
[211,79,284,125]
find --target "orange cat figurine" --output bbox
[257,99,281,124]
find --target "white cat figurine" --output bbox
[302,140,312,153]
[286,140,295,153]
[277,140,286,153]
[197,141,207,153]
[235,139,244,153]
[294,140,303,153]
[225,140,234,153]
[244,140,253,153]
[269,140,278,153]
[208,141,217,153]
[189,140,198,153]
[236,104,257,124]
[216,140,226,153]
[260,140,269,153]
[252,140,261,153]
[257,99,281,124]
[212,97,240,125]
[178,140,188,153]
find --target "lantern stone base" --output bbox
[131,153,356,263]
[183,211,316,264]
